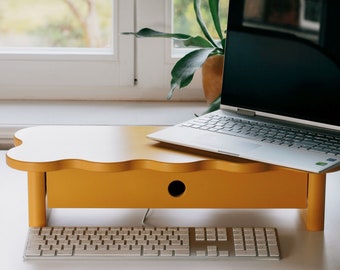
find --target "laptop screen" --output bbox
[222,0,340,127]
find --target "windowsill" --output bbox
[0,100,207,149]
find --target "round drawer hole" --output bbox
[168,180,186,197]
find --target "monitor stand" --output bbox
[7,126,334,231]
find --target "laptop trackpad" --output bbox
[196,135,261,155]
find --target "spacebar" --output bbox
[73,250,141,256]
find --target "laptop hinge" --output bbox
[237,108,256,117]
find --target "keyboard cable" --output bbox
[142,208,151,226]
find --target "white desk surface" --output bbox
[1,150,340,270]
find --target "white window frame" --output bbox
[0,0,204,101]
[135,0,204,101]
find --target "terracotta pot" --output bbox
[201,54,224,104]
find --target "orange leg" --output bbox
[306,173,326,231]
[28,172,46,227]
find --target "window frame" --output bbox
[135,0,204,101]
[0,0,205,101]
[0,0,136,100]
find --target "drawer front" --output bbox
[47,168,308,208]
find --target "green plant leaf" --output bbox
[168,48,214,99]
[193,0,219,48]
[209,0,224,41]
[221,38,226,51]
[194,95,221,116]
[205,95,221,114]
[183,36,214,48]
[122,28,213,48]
[122,28,191,39]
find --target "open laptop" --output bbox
[147,0,340,173]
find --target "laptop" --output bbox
[147,0,340,173]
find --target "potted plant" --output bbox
[122,0,226,113]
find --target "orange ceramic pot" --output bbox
[201,54,224,104]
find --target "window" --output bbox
[0,0,113,49]
[0,0,221,101]
[0,0,134,100]
[172,0,229,56]
[136,0,228,101]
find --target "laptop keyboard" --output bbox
[182,114,340,156]
[24,226,280,259]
